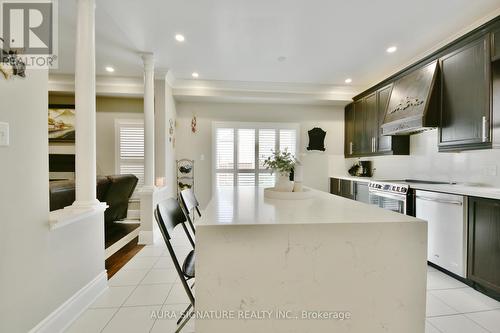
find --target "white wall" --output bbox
[175,102,344,206]
[341,129,500,187]
[155,79,177,198]
[0,71,106,332]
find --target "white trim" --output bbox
[29,271,108,333]
[48,74,356,105]
[49,74,144,97]
[105,226,140,259]
[49,203,107,231]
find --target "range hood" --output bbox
[381,60,440,136]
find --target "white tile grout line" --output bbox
[465,310,499,333]
[98,251,165,332]
[426,320,444,333]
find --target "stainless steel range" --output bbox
[368,180,414,215]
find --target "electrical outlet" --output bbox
[482,165,498,176]
[0,122,9,146]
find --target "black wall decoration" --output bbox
[307,127,326,151]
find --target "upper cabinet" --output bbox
[492,27,500,62]
[353,99,366,155]
[344,86,409,158]
[344,103,355,157]
[377,85,396,153]
[438,35,492,151]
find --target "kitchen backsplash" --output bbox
[332,129,500,187]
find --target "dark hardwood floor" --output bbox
[105,222,140,249]
[105,236,145,279]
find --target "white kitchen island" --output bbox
[195,187,427,333]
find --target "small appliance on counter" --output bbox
[348,160,373,177]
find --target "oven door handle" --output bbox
[369,189,406,201]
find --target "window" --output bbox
[115,119,144,196]
[213,122,299,188]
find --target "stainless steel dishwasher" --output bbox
[415,190,467,277]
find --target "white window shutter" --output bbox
[214,123,298,189]
[117,121,144,195]
[279,129,297,157]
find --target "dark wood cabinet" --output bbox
[330,178,341,196]
[492,28,500,61]
[364,92,378,154]
[439,35,492,152]
[340,179,355,200]
[353,100,365,155]
[330,178,355,200]
[344,86,409,157]
[344,103,355,157]
[468,197,500,294]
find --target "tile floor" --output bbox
[66,226,500,333]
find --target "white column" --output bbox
[142,53,155,189]
[73,0,99,207]
[139,53,157,245]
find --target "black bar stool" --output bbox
[179,188,201,236]
[155,198,195,332]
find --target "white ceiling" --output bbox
[54,0,500,89]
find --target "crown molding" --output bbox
[49,74,361,105]
[49,74,144,97]
[172,79,359,106]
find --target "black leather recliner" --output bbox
[49,174,138,224]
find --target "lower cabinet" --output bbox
[330,178,341,196]
[468,197,500,294]
[330,178,354,200]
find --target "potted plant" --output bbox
[263,149,297,192]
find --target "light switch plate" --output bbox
[0,122,9,146]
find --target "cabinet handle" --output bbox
[482,116,489,142]
[349,142,353,155]
[416,195,463,206]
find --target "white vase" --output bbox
[275,173,294,192]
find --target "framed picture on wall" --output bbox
[48,104,75,142]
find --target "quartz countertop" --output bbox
[331,175,500,200]
[198,186,422,226]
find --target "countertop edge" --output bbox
[330,175,500,200]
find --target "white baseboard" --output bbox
[138,230,153,245]
[29,271,108,333]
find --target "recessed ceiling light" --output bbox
[192,72,199,78]
[386,46,397,53]
[345,78,352,84]
[105,66,115,73]
[175,34,185,42]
